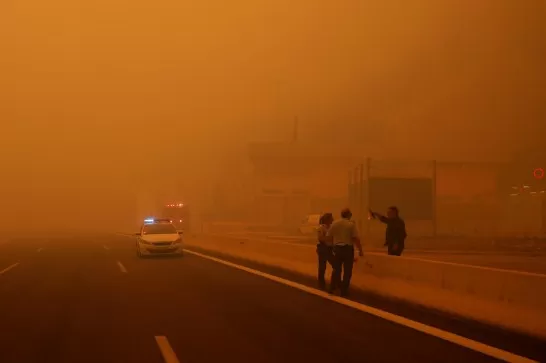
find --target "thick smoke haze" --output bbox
[1,0,544,232]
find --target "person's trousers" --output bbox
[316,244,333,288]
[387,243,404,256]
[330,245,354,295]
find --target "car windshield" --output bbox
[142,223,177,235]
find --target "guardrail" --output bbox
[360,253,546,311]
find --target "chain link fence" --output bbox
[348,159,545,239]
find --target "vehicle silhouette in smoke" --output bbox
[134,218,184,258]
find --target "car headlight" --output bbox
[173,237,182,244]
[140,240,152,245]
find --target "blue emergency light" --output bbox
[144,217,172,224]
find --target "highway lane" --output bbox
[0,237,158,362]
[0,238,48,275]
[0,235,542,363]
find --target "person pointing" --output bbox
[370,206,406,256]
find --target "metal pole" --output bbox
[366,157,371,235]
[432,160,437,236]
[348,170,353,210]
[353,166,360,222]
[358,164,367,233]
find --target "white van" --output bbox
[299,214,321,235]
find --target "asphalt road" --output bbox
[0,235,543,363]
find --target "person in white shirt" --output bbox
[326,208,363,296]
[316,213,334,290]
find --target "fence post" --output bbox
[358,163,366,233]
[366,157,371,235]
[354,165,360,223]
[348,170,353,211]
[432,159,437,237]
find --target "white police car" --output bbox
[135,218,184,258]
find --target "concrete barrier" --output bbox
[360,253,546,312]
[187,234,546,338]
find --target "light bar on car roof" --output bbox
[144,218,172,224]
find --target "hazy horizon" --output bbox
[1,0,544,232]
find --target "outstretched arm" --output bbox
[371,211,389,224]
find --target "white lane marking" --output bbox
[0,262,20,275]
[116,261,127,273]
[36,248,43,253]
[389,254,546,278]
[155,336,180,363]
[184,249,537,363]
[103,245,110,251]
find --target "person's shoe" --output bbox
[340,289,349,298]
[318,281,326,290]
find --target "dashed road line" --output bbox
[36,248,44,253]
[184,249,537,363]
[103,245,110,251]
[0,262,20,276]
[155,336,180,363]
[116,261,127,273]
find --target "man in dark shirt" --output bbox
[370,206,406,256]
